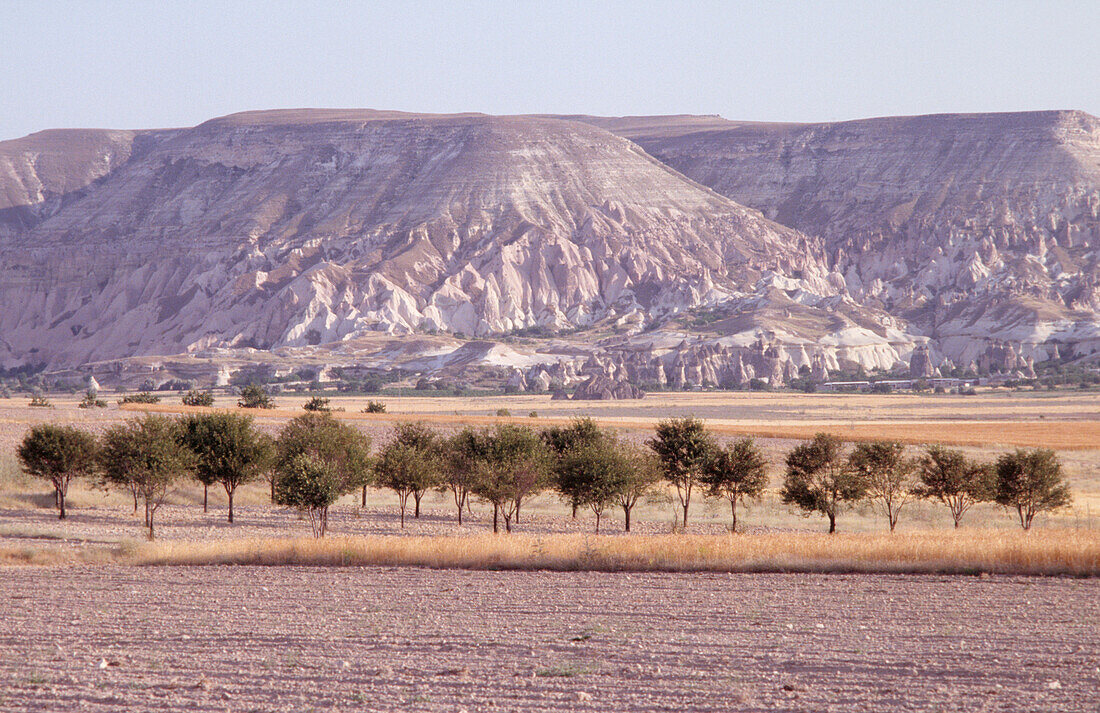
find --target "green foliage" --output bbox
[276,412,372,497]
[78,389,108,409]
[17,424,99,519]
[914,446,993,527]
[273,454,342,537]
[495,408,512,417]
[702,438,768,532]
[118,391,160,405]
[440,427,488,525]
[302,396,331,412]
[848,441,916,531]
[556,438,634,533]
[647,417,716,528]
[178,412,273,522]
[99,415,195,539]
[375,422,442,526]
[993,449,1072,529]
[781,433,865,533]
[181,389,215,407]
[362,400,386,413]
[469,425,552,532]
[237,383,275,409]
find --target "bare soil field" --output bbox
[1,566,1096,712]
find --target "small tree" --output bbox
[274,454,341,536]
[78,389,107,409]
[471,425,551,533]
[781,433,865,533]
[99,416,195,539]
[702,438,768,533]
[362,400,386,413]
[849,441,916,532]
[647,417,715,529]
[238,383,275,409]
[557,440,631,533]
[543,418,608,518]
[302,396,331,412]
[17,425,99,519]
[441,427,488,525]
[181,389,215,407]
[276,412,372,515]
[178,412,272,523]
[994,449,1072,530]
[375,422,441,526]
[914,446,993,528]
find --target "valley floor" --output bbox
[0,566,1095,712]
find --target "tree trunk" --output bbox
[571,500,577,519]
[730,499,738,533]
[413,491,422,518]
[270,478,275,502]
[623,504,632,532]
[400,500,406,528]
[595,510,601,534]
[227,488,235,523]
[504,514,512,533]
[514,499,521,524]
[203,484,208,513]
[362,484,367,508]
[57,485,66,520]
[682,501,690,530]
[132,488,139,513]
[145,501,155,540]
[953,515,961,529]
[493,503,499,533]
[828,512,836,534]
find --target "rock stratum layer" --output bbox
[575,111,1100,366]
[0,109,863,370]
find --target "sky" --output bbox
[2,0,1099,140]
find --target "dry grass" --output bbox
[126,530,1100,576]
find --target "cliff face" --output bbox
[0,110,855,368]
[581,111,1100,364]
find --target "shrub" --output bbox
[273,454,341,537]
[181,389,215,407]
[99,416,195,539]
[781,433,865,533]
[118,391,160,405]
[28,393,52,408]
[495,408,512,417]
[913,446,993,528]
[237,383,275,409]
[994,449,1072,529]
[702,438,768,533]
[17,424,99,519]
[362,400,386,413]
[178,412,273,523]
[528,411,538,418]
[78,389,108,409]
[302,396,331,412]
[647,417,716,528]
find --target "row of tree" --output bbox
[16,415,1072,538]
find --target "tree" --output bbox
[178,412,272,523]
[78,389,107,409]
[375,422,441,526]
[994,449,1072,530]
[274,454,341,536]
[362,400,386,413]
[914,446,993,528]
[848,441,916,532]
[647,417,715,529]
[99,416,195,539]
[556,439,630,533]
[781,433,865,533]
[470,425,551,533]
[615,446,662,532]
[276,412,372,515]
[17,424,99,519]
[238,383,275,409]
[702,438,768,533]
[181,389,215,407]
[441,427,489,525]
[543,418,608,518]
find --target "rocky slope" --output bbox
[575,111,1100,367]
[0,109,894,375]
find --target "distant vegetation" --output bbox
[237,384,275,409]
[118,392,161,405]
[181,389,215,407]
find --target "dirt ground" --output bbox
[0,566,1096,712]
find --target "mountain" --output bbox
[0,109,895,379]
[569,111,1100,367]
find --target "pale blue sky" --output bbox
[2,0,1098,140]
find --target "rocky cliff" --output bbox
[0,109,865,370]
[576,111,1100,366]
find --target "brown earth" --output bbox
[0,566,1096,712]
